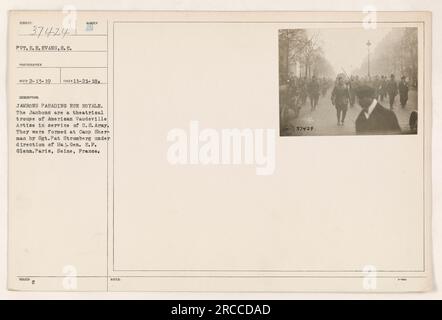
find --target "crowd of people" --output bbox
[279,75,333,118]
[280,72,416,135]
[344,74,411,109]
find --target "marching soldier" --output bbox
[331,76,350,126]
[348,75,358,107]
[372,75,381,100]
[399,76,409,108]
[386,74,398,110]
[379,75,387,102]
[307,75,321,111]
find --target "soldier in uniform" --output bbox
[331,76,350,126]
[307,75,321,111]
[373,75,381,100]
[348,75,357,108]
[399,76,409,108]
[386,74,398,110]
[379,75,387,102]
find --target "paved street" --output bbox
[289,89,418,136]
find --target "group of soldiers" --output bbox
[345,74,410,109]
[331,73,410,125]
[279,75,333,118]
[280,72,411,129]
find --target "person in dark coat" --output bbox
[331,76,350,126]
[409,110,418,134]
[386,74,398,110]
[372,75,381,100]
[398,76,409,108]
[379,75,387,102]
[307,75,321,111]
[348,76,357,108]
[355,85,401,135]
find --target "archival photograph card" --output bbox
[7,11,432,292]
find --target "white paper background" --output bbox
[0,0,440,299]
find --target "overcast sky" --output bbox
[307,28,392,75]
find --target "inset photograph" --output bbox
[279,28,418,136]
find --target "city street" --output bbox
[289,89,418,136]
